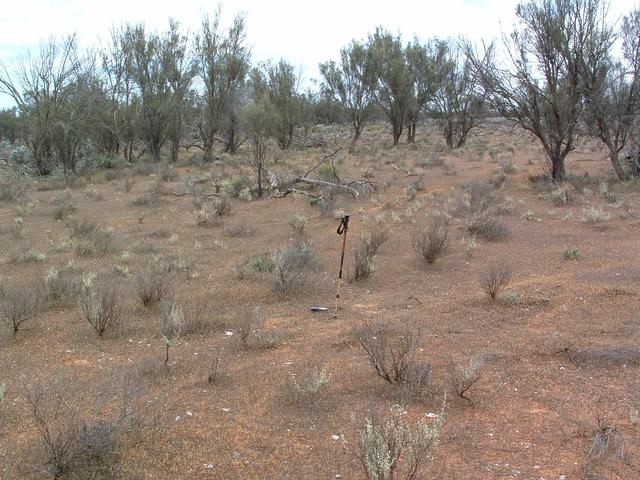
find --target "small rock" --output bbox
[331,434,339,440]
[175,416,181,422]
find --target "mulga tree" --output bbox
[466,0,606,180]
[195,11,251,160]
[430,39,484,149]
[244,95,277,197]
[319,39,375,153]
[0,108,21,144]
[51,58,98,173]
[127,20,194,162]
[0,36,82,174]
[368,28,413,146]
[257,59,303,150]
[162,22,196,163]
[99,26,138,161]
[405,38,439,143]
[582,7,639,180]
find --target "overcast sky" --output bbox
[0,0,637,108]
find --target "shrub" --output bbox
[233,306,280,350]
[213,195,231,216]
[159,163,177,182]
[23,371,153,479]
[451,357,484,402]
[355,319,430,399]
[481,263,512,301]
[0,177,26,202]
[135,268,171,309]
[222,175,252,198]
[354,403,444,480]
[44,264,80,307]
[12,246,46,263]
[563,248,581,260]
[289,215,308,236]
[351,230,390,281]
[0,279,41,334]
[223,223,254,238]
[69,218,98,238]
[450,181,508,240]
[582,206,610,224]
[550,186,573,206]
[285,367,331,404]
[78,272,125,337]
[75,226,116,257]
[413,218,450,265]
[159,301,183,367]
[270,243,316,294]
[52,191,76,220]
[588,416,625,460]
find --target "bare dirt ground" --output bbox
[0,121,639,479]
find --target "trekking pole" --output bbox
[334,214,350,318]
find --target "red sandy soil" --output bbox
[0,121,638,479]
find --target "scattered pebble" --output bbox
[331,434,339,440]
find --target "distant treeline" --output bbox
[1,0,639,180]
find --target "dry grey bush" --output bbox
[353,402,444,480]
[233,306,281,350]
[159,301,183,367]
[23,370,156,479]
[44,264,81,308]
[135,267,171,309]
[587,416,625,460]
[270,242,316,294]
[412,217,450,265]
[450,181,508,241]
[350,230,390,281]
[481,263,512,301]
[451,357,484,402]
[69,218,97,238]
[284,366,331,405]
[52,191,76,220]
[355,319,431,400]
[0,279,41,335]
[78,272,125,337]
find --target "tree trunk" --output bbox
[349,124,362,154]
[551,153,566,181]
[610,149,630,181]
[392,119,403,146]
[170,137,179,163]
[257,164,263,197]
[406,122,416,143]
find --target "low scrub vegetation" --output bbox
[413,217,450,265]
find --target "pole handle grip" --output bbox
[337,214,350,235]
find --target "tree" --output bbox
[429,39,484,149]
[404,38,438,143]
[0,36,82,174]
[0,108,21,144]
[368,29,413,146]
[319,39,375,153]
[244,96,277,197]
[195,11,250,161]
[466,0,606,180]
[582,7,638,180]
[257,59,303,150]
[99,26,139,161]
[127,21,194,162]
